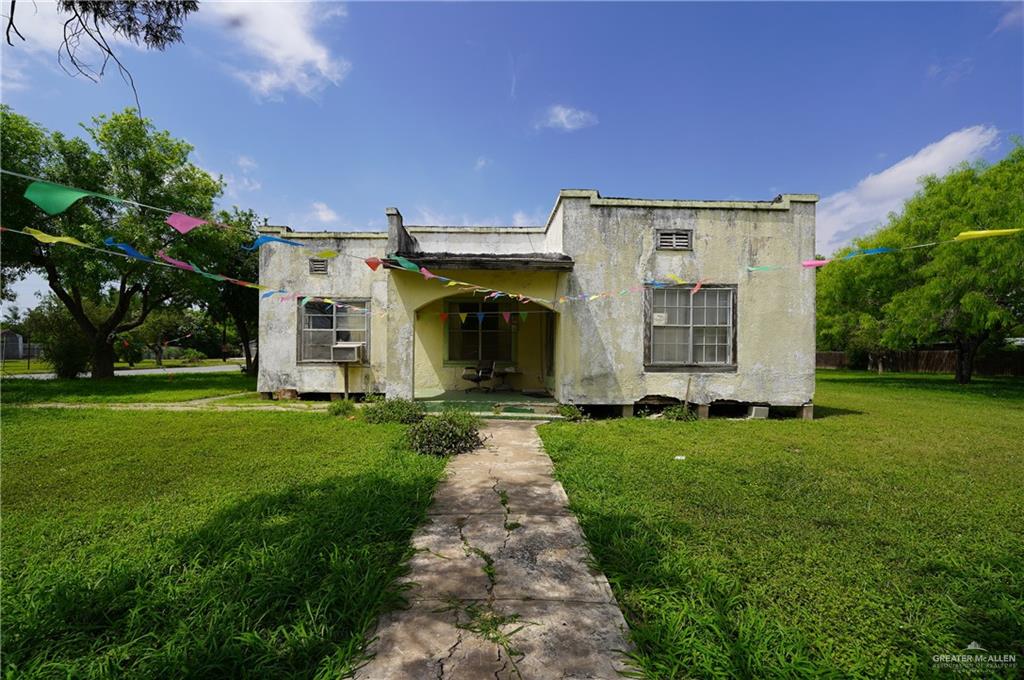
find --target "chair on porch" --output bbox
[461,360,495,392]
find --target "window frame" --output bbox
[308,258,329,275]
[443,299,518,366]
[643,284,737,372]
[296,298,371,365]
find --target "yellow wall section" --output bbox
[390,269,562,398]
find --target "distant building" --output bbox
[1,329,24,359]
[256,189,818,415]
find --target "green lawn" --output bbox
[1,373,256,404]
[539,372,1024,679]
[0,357,240,375]
[0,408,446,678]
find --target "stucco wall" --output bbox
[257,232,389,395]
[554,194,816,406]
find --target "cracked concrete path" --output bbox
[357,420,636,680]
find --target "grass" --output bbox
[0,358,240,375]
[538,371,1024,679]
[0,373,256,404]
[0,408,447,678]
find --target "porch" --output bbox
[416,389,559,416]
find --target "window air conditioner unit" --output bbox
[332,341,363,363]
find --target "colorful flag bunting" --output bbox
[476,312,485,324]
[156,250,195,272]
[420,267,436,280]
[103,237,153,262]
[165,212,208,234]
[188,262,228,282]
[691,279,706,295]
[315,250,339,259]
[519,311,528,322]
[23,181,121,216]
[747,265,782,272]
[440,312,449,323]
[502,311,512,324]
[954,228,1023,241]
[392,255,420,272]
[364,257,383,271]
[459,312,469,325]
[243,235,305,251]
[802,259,832,268]
[22,227,87,247]
[842,247,896,259]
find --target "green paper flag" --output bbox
[519,311,528,322]
[24,181,121,216]
[392,255,420,272]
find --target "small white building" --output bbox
[257,189,818,416]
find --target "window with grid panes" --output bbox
[446,301,515,362]
[298,300,369,362]
[649,286,734,366]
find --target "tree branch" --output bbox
[5,0,25,46]
[35,251,96,335]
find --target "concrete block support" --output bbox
[747,405,769,419]
[696,404,710,420]
[621,404,635,418]
[799,403,814,420]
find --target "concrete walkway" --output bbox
[358,420,635,680]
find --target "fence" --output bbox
[816,350,1024,377]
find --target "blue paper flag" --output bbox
[842,247,895,260]
[103,237,154,262]
[243,235,305,251]
[476,312,486,323]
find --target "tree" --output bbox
[22,295,92,378]
[0,106,222,379]
[816,144,1024,383]
[5,1,199,113]
[128,307,189,366]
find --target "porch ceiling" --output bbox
[396,252,573,271]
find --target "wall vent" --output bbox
[309,258,329,275]
[656,230,693,251]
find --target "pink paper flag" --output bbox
[156,250,195,271]
[420,267,436,280]
[802,259,832,268]
[691,279,706,295]
[502,311,512,324]
[165,212,207,234]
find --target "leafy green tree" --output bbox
[817,144,1024,383]
[0,106,222,378]
[126,307,189,366]
[22,295,92,378]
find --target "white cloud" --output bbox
[474,156,492,172]
[200,2,351,99]
[817,125,1000,253]
[536,105,598,132]
[237,155,258,171]
[310,201,339,223]
[512,210,544,227]
[926,58,974,85]
[994,4,1023,33]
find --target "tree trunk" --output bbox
[91,340,117,379]
[231,309,256,376]
[954,337,981,385]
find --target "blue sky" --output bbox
[2,1,1022,308]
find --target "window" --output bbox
[648,286,734,367]
[298,300,369,362]
[446,301,515,362]
[309,258,329,275]
[656,229,693,250]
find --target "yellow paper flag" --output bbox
[459,312,469,325]
[23,227,87,247]
[668,274,687,285]
[315,250,339,258]
[954,228,1023,241]
[446,280,461,287]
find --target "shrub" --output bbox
[663,404,698,421]
[362,397,425,424]
[23,298,90,378]
[557,403,587,422]
[327,399,357,417]
[180,348,207,364]
[408,409,484,456]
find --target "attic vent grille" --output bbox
[309,258,329,275]
[656,230,693,251]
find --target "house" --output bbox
[257,189,818,417]
[1,329,24,359]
